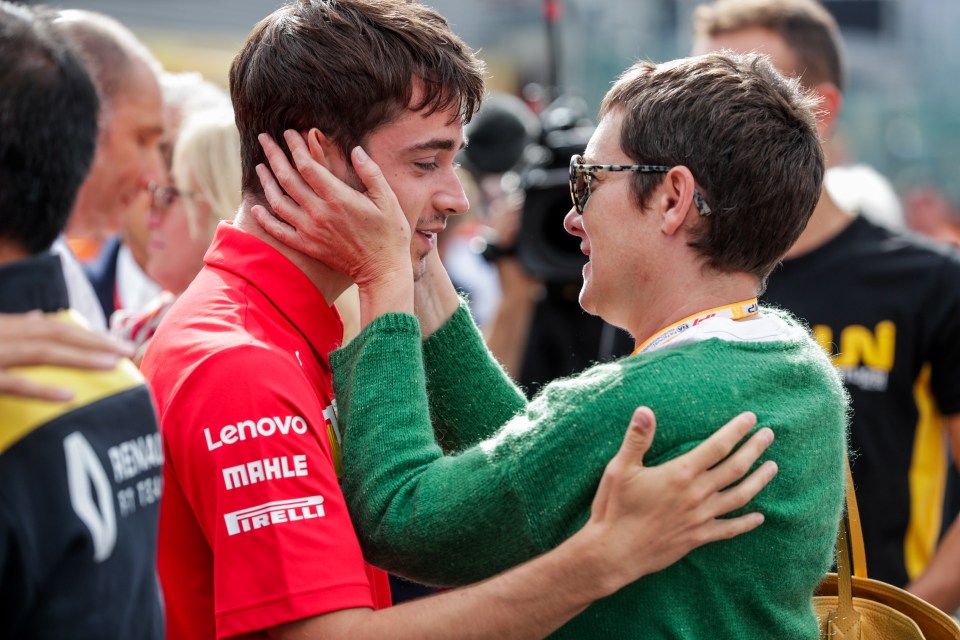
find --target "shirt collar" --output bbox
[203,222,344,356]
[0,252,69,313]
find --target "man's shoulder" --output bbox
[146,336,302,412]
[819,216,959,268]
[769,217,960,313]
[143,267,271,380]
[0,307,154,456]
[0,356,156,457]
[840,222,960,306]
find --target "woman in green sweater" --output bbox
[255,52,848,638]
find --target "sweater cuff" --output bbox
[331,312,420,367]
[422,299,483,368]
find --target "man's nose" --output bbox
[146,200,162,230]
[436,168,470,215]
[142,143,166,187]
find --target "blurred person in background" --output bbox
[825,163,905,231]
[905,185,960,248]
[83,182,162,320]
[436,168,501,330]
[472,180,537,377]
[113,108,242,362]
[51,8,165,331]
[694,0,960,612]
[452,92,539,377]
[150,110,241,295]
[0,4,163,637]
[86,72,231,324]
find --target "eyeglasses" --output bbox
[568,154,712,216]
[147,182,194,210]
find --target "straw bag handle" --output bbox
[831,459,869,633]
[844,459,868,579]
[822,459,960,639]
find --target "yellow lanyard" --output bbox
[631,298,760,356]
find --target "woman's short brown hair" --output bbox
[601,52,824,283]
[229,0,485,198]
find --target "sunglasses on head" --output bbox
[568,154,712,216]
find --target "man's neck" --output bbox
[784,187,856,259]
[627,270,760,351]
[0,242,30,266]
[234,202,353,305]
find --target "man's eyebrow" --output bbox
[404,138,467,153]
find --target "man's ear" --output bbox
[659,166,697,236]
[813,82,842,139]
[304,128,349,176]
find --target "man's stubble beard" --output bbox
[412,250,429,282]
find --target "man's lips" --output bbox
[416,225,445,238]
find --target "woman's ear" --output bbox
[660,166,697,236]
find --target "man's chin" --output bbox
[411,251,430,282]
[412,262,427,282]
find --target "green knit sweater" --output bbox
[330,305,848,639]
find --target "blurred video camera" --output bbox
[461,92,595,284]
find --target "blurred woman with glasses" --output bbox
[111,108,242,362]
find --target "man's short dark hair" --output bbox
[229,0,486,198]
[0,2,99,254]
[693,0,845,91]
[601,52,824,282]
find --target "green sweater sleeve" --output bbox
[332,311,671,587]
[421,302,527,451]
[331,313,543,586]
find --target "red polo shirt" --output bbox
[142,223,390,639]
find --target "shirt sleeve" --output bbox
[164,345,374,637]
[927,249,960,416]
[421,302,528,451]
